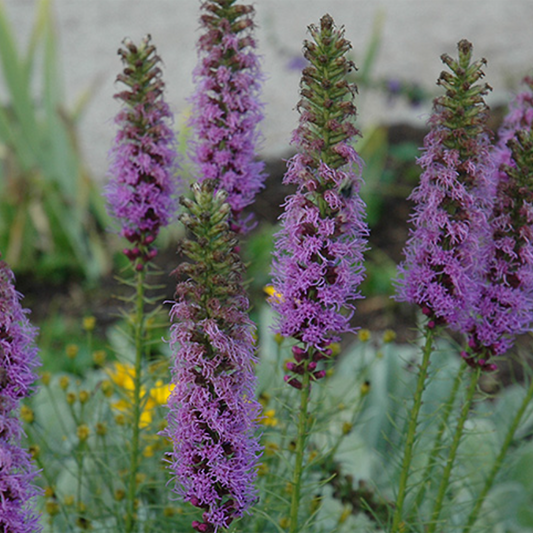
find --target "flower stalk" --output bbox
[270,13,368,532]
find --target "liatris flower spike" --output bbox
[166,180,261,532]
[0,256,42,532]
[396,39,495,333]
[191,0,266,234]
[464,77,533,370]
[105,35,179,269]
[271,14,368,390]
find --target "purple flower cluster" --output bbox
[105,36,179,268]
[464,78,533,366]
[396,40,495,334]
[190,0,265,233]
[270,15,368,387]
[166,182,261,532]
[0,258,41,532]
[273,153,368,350]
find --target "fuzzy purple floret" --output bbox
[190,4,265,229]
[395,124,496,332]
[0,260,42,533]
[271,144,368,350]
[105,93,179,245]
[467,84,533,359]
[166,292,261,530]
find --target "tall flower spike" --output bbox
[191,0,266,233]
[270,14,368,388]
[395,40,495,332]
[105,35,179,269]
[464,78,533,369]
[0,256,42,532]
[166,180,261,532]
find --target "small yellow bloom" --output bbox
[41,372,51,386]
[358,329,371,342]
[279,517,290,529]
[342,421,353,435]
[328,342,341,357]
[101,379,113,397]
[20,405,34,424]
[44,486,55,498]
[77,424,90,442]
[383,329,397,343]
[361,380,371,396]
[95,422,107,437]
[79,390,90,404]
[257,463,269,476]
[66,344,79,359]
[64,495,75,506]
[83,316,96,332]
[264,285,284,302]
[261,409,278,427]
[67,392,77,405]
[45,501,60,516]
[29,444,40,459]
[265,441,279,456]
[92,350,106,366]
[59,376,70,390]
[114,489,125,501]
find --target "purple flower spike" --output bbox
[270,15,368,385]
[0,257,42,532]
[190,0,266,234]
[166,181,261,531]
[466,78,533,366]
[395,40,495,334]
[105,35,180,266]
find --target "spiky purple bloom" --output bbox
[0,257,42,532]
[105,35,179,268]
[270,15,368,388]
[166,181,261,532]
[464,78,533,368]
[396,40,495,333]
[190,0,266,233]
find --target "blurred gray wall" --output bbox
[4,0,533,179]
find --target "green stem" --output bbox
[390,328,434,533]
[411,362,467,516]
[427,367,480,533]
[125,267,146,533]
[288,368,312,533]
[462,376,533,533]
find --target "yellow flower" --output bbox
[20,405,34,424]
[105,362,174,428]
[261,409,278,427]
[83,316,96,332]
[66,344,79,359]
[383,329,397,343]
[263,285,284,303]
[358,329,371,342]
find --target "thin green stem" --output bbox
[427,367,481,533]
[390,328,434,533]
[411,362,467,516]
[125,267,146,533]
[288,368,312,533]
[462,376,533,533]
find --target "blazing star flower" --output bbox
[0,257,42,532]
[270,15,368,388]
[464,78,533,369]
[190,0,266,233]
[105,35,179,268]
[395,40,495,334]
[166,181,261,532]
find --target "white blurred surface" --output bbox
[3,0,533,179]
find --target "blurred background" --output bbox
[4,0,533,179]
